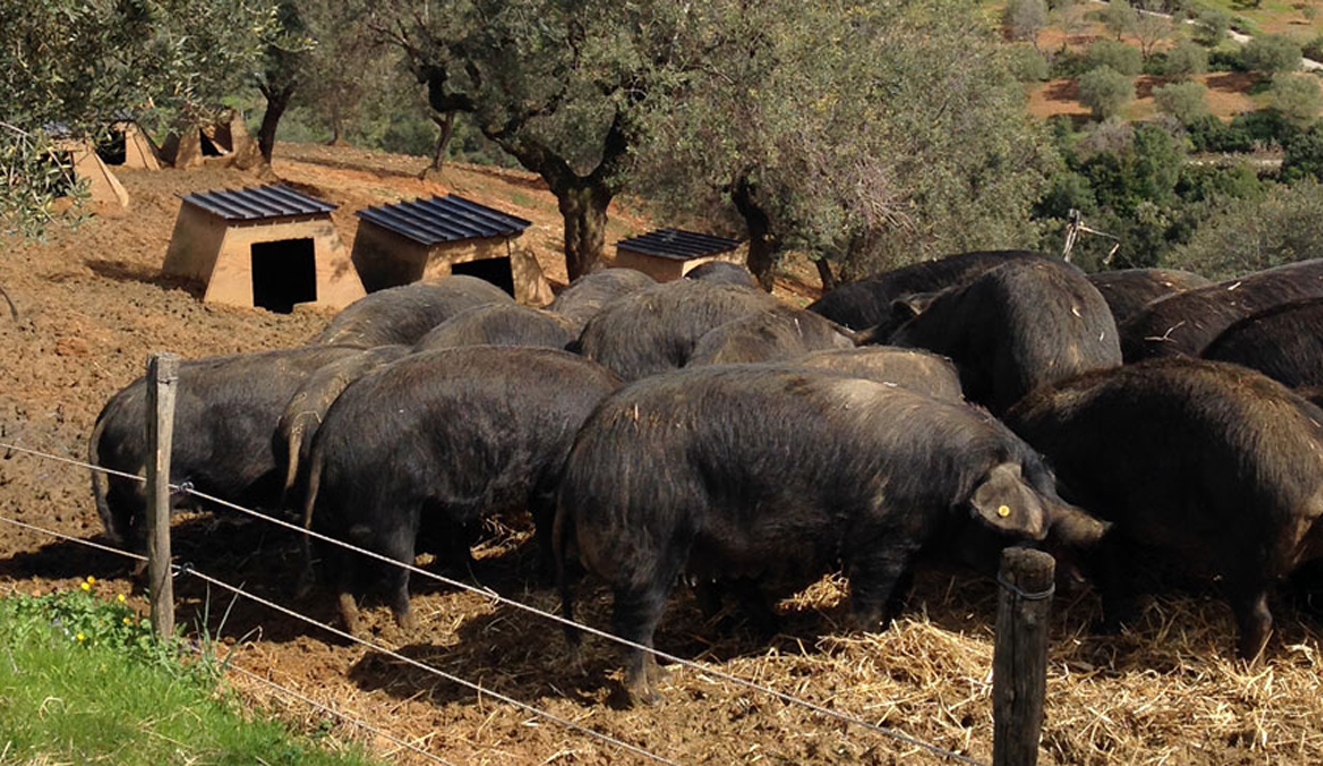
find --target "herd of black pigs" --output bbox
[86,252,1323,704]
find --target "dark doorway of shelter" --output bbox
[251,239,317,313]
[96,131,126,165]
[451,256,515,297]
[200,131,227,157]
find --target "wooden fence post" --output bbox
[145,352,179,640]
[992,547,1055,766]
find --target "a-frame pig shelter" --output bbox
[613,228,744,282]
[162,184,365,312]
[103,119,163,170]
[159,109,262,170]
[352,194,552,305]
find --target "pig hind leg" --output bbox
[1228,580,1273,661]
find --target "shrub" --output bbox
[1270,73,1323,126]
[1184,114,1255,152]
[1167,180,1323,278]
[1192,8,1230,45]
[1087,39,1145,76]
[1163,40,1209,80]
[1100,2,1138,40]
[1078,65,1136,120]
[1230,109,1298,148]
[1049,50,1092,78]
[1304,35,1323,64]
[1176,161,1264,202]
[1282,122,1323,182]
[1009,44,1051,82]
[1207,48,1246,72]
[1004,0,1049,44]
[1154,81,1211,124]
[1241,34,1303,73]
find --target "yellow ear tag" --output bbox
[997,505,1011,518]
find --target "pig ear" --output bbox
[970,463,1047,540]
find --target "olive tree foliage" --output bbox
[296,0,395,145]
[372,0,689,280]
[1166,180,1323,278]
[1153,81,1210,124]
[1,0,280,238]
[1004,0,1049,51]
[1242,34,1303,73]
[1078,66,1135,120]
[632,0,1056,287]
[1270,73,1322,126]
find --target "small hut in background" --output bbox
[352,194,552,305]
[49,134,130,209]
[101,117,163,170]
[162,184,365,312]
[612,229,743,282]
[159,108,262,170]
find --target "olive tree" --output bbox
[633,0,1055,286]
[373,0,689,280]
[1153,81,1210,124]
[1078,66,1135,120]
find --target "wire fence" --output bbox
[0,437,990,766]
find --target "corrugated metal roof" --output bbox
[355,194,532,246]
[180,184,337,221]
[615,229,742,261]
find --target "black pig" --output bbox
[808,250,1047,330]
[576,279,778,381]
[555,366,1102,703]
[302,346,621,633]
[1119,259,1323,362]
[89,346,362,546]
[413,304,578,352]
[1005,357,1323,660]
[886,259,1120,414]
[1086,268,1212,325]
[1201,297,1323,388]
[310,277,513,348]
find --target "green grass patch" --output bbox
[0,582,378,766]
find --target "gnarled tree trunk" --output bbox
[730,176,779,291]
[557,185,612,281]
[257,83,296,164]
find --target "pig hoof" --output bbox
[395,610,419,633]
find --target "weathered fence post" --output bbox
[992,546,1055,766]
[145,352,179,640]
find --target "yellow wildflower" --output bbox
[86,576,96,585]
[117,594,126,603]
[123,617,132,626]
[76,633,85,642]
[79,582,90,591]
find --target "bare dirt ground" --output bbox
[3,143,1323,765]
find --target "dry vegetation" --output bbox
[2,144,1322,765]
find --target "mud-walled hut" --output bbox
[161,184,365,312]
[50,135,130,209]
[351,194,552,305]
[613,229,743,282]
[99,115,163,170]
[158,108,262,170]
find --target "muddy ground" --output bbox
[2,143,1322,765]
